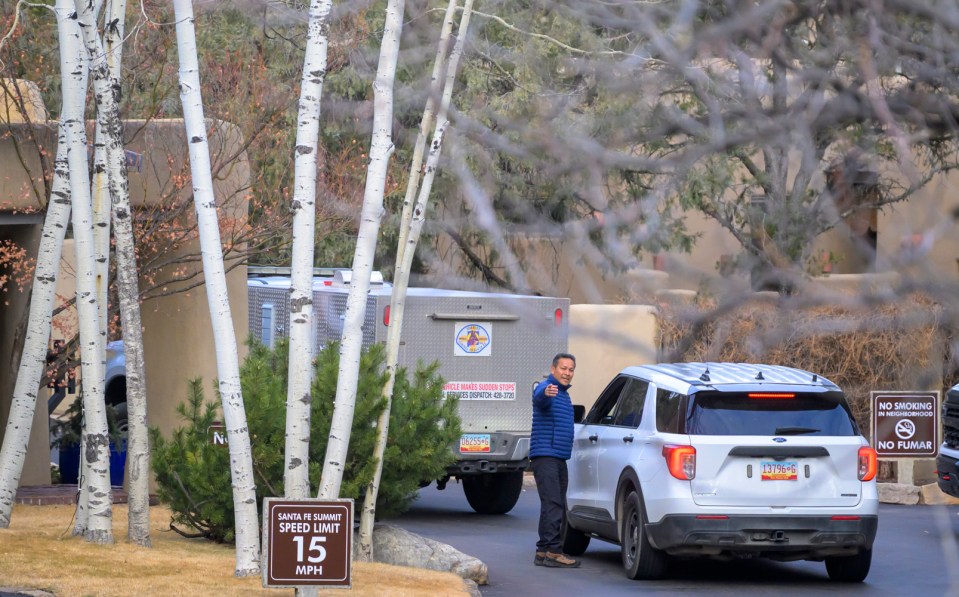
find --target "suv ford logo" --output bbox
[772,437,787,443]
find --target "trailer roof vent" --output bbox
[333,270,384,286]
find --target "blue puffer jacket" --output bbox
[530,373,575,460]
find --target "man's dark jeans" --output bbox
[531,456,568,553]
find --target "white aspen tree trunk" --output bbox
[92,122,109,345]
[284,0,333,503]
[76,0,152,548]
[393,0,458,272]
[68,0,114,545]
[318,0,406,500]
[357,0,472,560]
[173,0,260,575]
[0,134,73,529]
[91,0,124,378]
[103,0,150,547]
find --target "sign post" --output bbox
[262,498,353,589]
[871,391,939,458]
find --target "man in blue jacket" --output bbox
[531,352,580,568]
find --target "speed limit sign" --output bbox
[262,498,353,588]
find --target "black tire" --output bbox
[462,471,524,515]
[825,548,872,582]
[113,401,129,435]
[621,490,668,580]
[562,516,591,556]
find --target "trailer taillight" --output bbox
[554,308,563,327]
[383,305,390,326]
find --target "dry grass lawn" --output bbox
[0,504,470,597]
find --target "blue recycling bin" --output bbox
[59,441,127,486]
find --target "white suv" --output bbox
[564,362,878,582]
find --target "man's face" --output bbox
[551,358,575,386]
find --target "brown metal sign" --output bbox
[871,392,939,458]
[207,423,228,446]
[262,498,353,588]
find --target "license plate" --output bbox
[760,460,798,481]
[460,434,491,453]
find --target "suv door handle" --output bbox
[622,435,634,443]
[588,434,598,442]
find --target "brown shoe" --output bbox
[534,551,546,566]
[543,552,581,568]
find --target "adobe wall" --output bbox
[0,110,251,487]
[0,222,47,485]
[47,236,249,478]
[568,305,659,410]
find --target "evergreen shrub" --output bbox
[150,341,461,542]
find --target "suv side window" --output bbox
[586,377,628,425]
[613,379,649,428]
[656,388,684,433]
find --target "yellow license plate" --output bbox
[459,434,491,453]
[761,460,798,481]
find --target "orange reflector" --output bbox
[747,393,795,399]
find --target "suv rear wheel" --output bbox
[825,548,872,582]
[621,490,668,580]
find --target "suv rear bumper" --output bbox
[936,449,959,498]
[646,514,878,558]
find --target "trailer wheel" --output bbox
[462,471,524,514]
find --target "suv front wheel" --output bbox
[621,490,668,580]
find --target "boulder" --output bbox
[919,482,959,506]
[877,482,920,505]
[355,524,489,585]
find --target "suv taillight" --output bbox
[663,445,696,480]
[858,446,877,481]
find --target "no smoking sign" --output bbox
[871,392,939,458]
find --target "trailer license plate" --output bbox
[460,434,491,453]
[761,461,798,480]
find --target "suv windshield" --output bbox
[686,390,858,436]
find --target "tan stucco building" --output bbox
[0,79,249,486]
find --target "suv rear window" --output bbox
[686,390,858,436]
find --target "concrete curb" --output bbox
[522,472,536,489]
[0,588,55,597]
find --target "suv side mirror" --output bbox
[573,404,586,424]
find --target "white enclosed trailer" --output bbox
[248,268,569,514]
